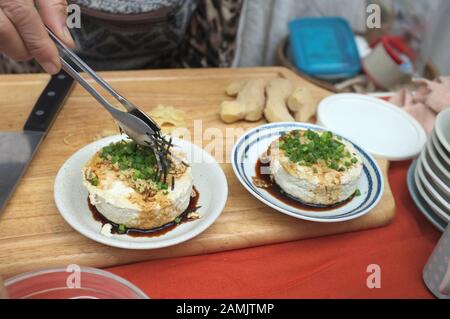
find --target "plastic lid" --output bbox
[289,17,361,79]
[317,94,427,161]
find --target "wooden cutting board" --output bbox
[0,67,395,278]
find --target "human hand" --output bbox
[0,0,75,74]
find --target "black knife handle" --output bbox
[23,70,74,132]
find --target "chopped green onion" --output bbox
[99,141,168,191]
[279,130,359,172]
[118,224,127,234]
[329,162,339,170]
[90,176,99,186]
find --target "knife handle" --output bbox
[23,70,74,132]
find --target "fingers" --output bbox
[0,0,60,74]
[35,0,74,48]
[0,8,31,61]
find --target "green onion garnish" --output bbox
[99,141,168,191]
[90,176,99,186]
[118,224,127,234]
[279,130,358,172]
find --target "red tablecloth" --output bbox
[107,161,441,298]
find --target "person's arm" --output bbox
[0,0,74,74]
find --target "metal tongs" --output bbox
[46,27,174,180]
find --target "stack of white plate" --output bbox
[408,108,450,232]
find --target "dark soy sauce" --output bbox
[254,159,355,212]
[89,186,200,237]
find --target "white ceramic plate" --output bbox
[435,108,450,154]
[416,157,450,215]
[231,123,384,223]
[431,129,450,170]
[317,93,427,161]
[420,145,450,202]
[425,137,450,186]
[414,159,450,223]
[407,161,446,232]
[54,135,228,250]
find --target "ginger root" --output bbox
[221,77,321,124]
[287,87,321,122]
[225,80,246,96]
[220,79,266,123]
[264,78,295,123]
[147,105,187,134]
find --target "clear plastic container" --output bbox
[4,267,148,299]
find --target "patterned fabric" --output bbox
[0,0,243,73]
[75,0,183,14]
[176,0,243,68]
[70,0,199,70]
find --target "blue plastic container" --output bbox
[288,17,361,80]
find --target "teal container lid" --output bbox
[289,17,361,80]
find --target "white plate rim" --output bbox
[54,135,228,250]
[407,161,446,232]
[431,129,450,169]
[414,158,450,223]
[426,136,450,183]
[416,155,450,214]
[420,144,450,200]
[435,108,450,154]
[231,122,384,223]
[317,93,427,161]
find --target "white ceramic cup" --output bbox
[423,225,450,298]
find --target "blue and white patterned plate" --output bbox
[231,123,384,223]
